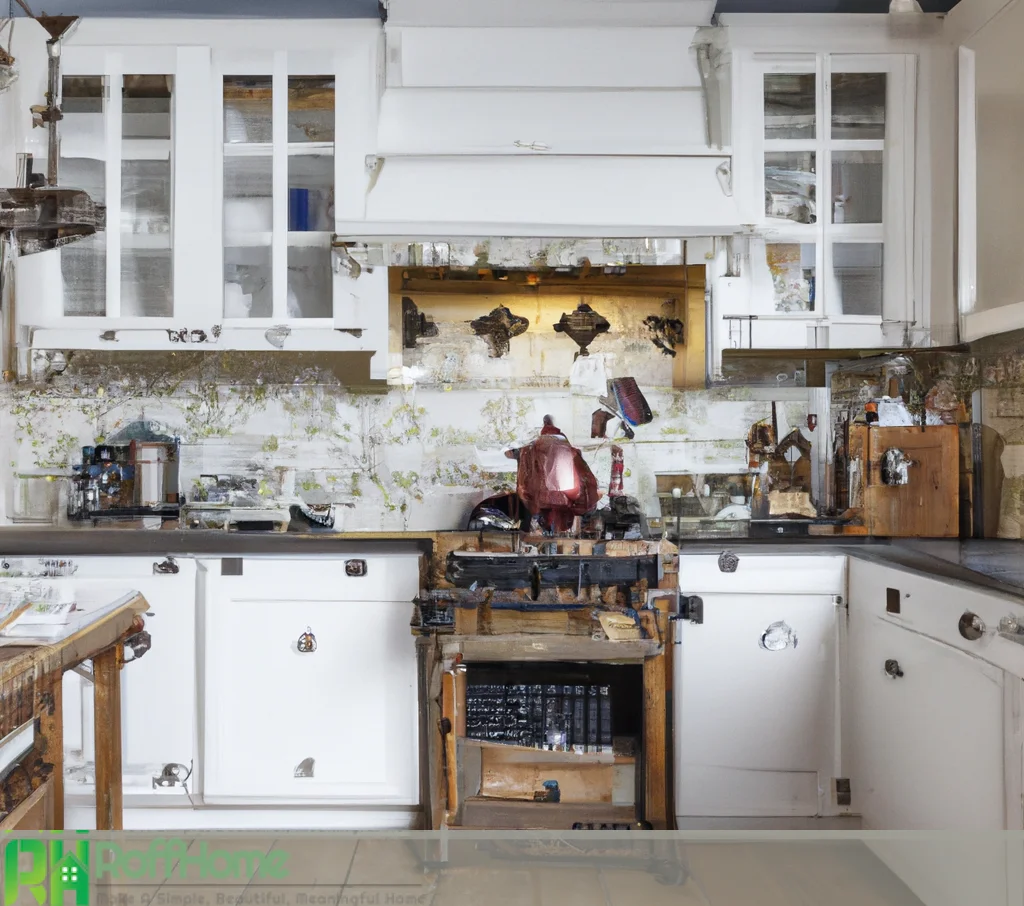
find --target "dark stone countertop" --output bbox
[0,528,1018,601]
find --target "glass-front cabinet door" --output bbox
[726,52,915,351]
[220,66,335,324]
[214,50,388,370]
[21,45,215,344]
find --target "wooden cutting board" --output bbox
[851,424,960,537]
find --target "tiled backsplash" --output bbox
[0,349,811,531]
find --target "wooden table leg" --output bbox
[36,675,64,830]
[93,647,123,831]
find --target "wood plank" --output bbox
[460,796,636,829]
[643,652,669,829]
[454,667,467,738]
[34,675,63,830]
[441,669,459,822]
[93,646,123,831]
[479,752,618,804]
[0,593,147,684]
[864,425,960,537]
[0,778,53,830]
[420,638,446,830]
[445,635,660,663]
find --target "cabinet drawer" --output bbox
[199,554,422,602]
[203,596,418,803]
[680,554,846,596]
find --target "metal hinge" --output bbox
[836,778,852,807]
[680,595,704,625]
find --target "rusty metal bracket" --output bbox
[123,630,151,664]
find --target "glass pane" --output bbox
[767,242,816,313]
[831,72,886,140]
[121,250,172,318]
[287,245,333,319]
[61,235,107,317]
[831,150,883,224]
[224,154,272,318]
[833,243,883,316]
[765,152,816,224]
[60,76,106,317]
[122,75,171,139]
[288,76,334,143]
[224,76,272,144]
[121,160,171,235]
[764,73,816,140]
[225,247,273,318]
[288,155,333,232]
[122,74,173,318]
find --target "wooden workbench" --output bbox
[0,592,149,831]
[418,533,678,831]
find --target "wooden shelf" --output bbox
[442,634,661,663]
[460,797,637,830]
[461,738,635,764]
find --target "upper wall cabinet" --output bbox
[17,47,207,330]
[713,50,917,355]
[957,0,1024,342]
[14,22,389,378]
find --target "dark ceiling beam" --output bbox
[714,0,959,12]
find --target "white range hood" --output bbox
[337,155,736,239]
[336,22,739,240]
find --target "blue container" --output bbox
[289,188,310,231]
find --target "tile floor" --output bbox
[5,836,925,906]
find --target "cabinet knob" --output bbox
[884,659,904,679]
[297,627,317,653]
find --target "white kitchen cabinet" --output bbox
[0,555,199,803]
[200,554,420,804]
[956,0,1024,342]
[675,554,846,820]
[718,50,916,353]
[844,603,1005,830]
[16,46,212,333]
[674,552,1024,831]
[14,20,388,377]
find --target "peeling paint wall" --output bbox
[0,369,810,531]
[0,293,812,530]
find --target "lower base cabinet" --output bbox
[200,556,421,805]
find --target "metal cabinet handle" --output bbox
[884,659,904,679]
[297,627,317,653]
[153,556,179,575]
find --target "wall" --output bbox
[0,274,815,528]
[968,0,1024,316]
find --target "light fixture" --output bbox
[889,0,923,11]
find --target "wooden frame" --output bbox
[0,593,148,830]
[420,532,677,829]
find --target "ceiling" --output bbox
[4,0,961,17]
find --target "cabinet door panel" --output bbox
[52,559,197,791]
[845,611,1004,829]
[675,593,838,817]
[203,587,418,803]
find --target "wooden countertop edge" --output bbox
[0,592,149,682]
